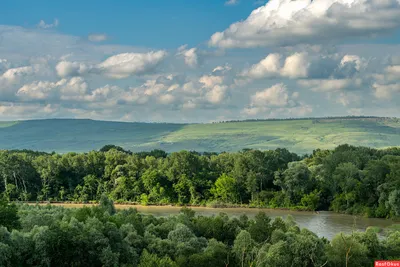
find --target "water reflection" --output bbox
[40,203,398,240]
[132,206,397,239]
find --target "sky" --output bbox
[0,0,400,123]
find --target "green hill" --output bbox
[0,117,399,154]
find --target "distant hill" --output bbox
[0,117,399,154]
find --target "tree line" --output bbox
[0,144,399,218]
[213,116,396,123]
[0,197,399,266]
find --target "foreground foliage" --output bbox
[1,144,400,218]
[0,198,399,267]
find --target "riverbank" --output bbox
[17,201,400,240]
[20,201,312,212]
[18,201,399,219]
[18,201,318,213]
[18,201,400,221]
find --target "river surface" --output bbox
[35,203,398,240]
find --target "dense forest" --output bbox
[0,144,400,218]
[0,197,399,266]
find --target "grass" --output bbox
[0,117,399,154]
[366,226,382,234]
[162,118,400,154]
[0,121,18,128]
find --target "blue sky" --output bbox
[0,0,400,122]
[0,0,261,48]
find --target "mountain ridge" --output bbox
[0,116,399,154]
[1,115,397,125]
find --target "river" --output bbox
[33,203,398,240]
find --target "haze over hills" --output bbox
[0,116,399,154]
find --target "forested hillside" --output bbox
[0,117,399,154]
[1,144,399,218]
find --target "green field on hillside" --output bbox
[0,117,399,154]
[0,121,18,128]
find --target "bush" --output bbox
[0,197,20,230]
[300,190,321,211]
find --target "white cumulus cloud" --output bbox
[158,94,176,105]
[281,52,310,78]
[56,61,89,78]
[177,45,199,68]
[242,53,283,79]
[373,83,400,99]
[251,83,290,107]
[17,80,63,100]
[298,78,362,92]
[37,19,59,29]
[199,75,224,88]
[209,0,400,48]
[241,52,310,79]
[212,64,232,75]
[242,52,367,81]
[206,85,228,104]
[96,51,168,79]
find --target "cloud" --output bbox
[242,84,312,117]
[54,51,168,79]
[280,52,310,78]
[158,94,176,104]
[206,85,228,104]
[240,52,310,79]
[95,51,167,78]
[242,53,282,79]
[336,92,361,106]
[177,45,199,68]
[369,60,400,99]
[198,72,231,105]
[212,64,232,75]
[209,0,400,48]
[0,61,51,102]
[183,100,197,109]
[199,75,224,88]
[385,65,400,76]
[373,83,400,99]
[117,75,195,107]
[0,65,45,97]
[84,85,121,102]
[0,102,56,118]
[340,55,366,72]
[241,52,366,81]
[88,34,108,42]
[250,83,290,107]
[377,64,400,82]
[176,45,225,68]
[0,59,11,72]
[225,0,239,6]
[56,61,89,78]
[0,66,35,83]
[118,72,230,107]
[59,77,89,100]
[37,19,59,29]
[298,78,363,92]
[0,21,399,122]
[16,80,63,100]
[15,77,90,102]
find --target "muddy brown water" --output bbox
[29,203,397,240]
